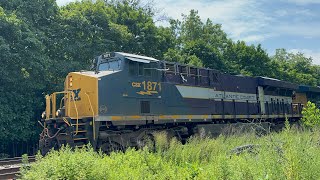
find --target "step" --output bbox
[74,141,87,146]
[76,145,85,148]
[71,126,86,131]
[71,123,86,126]
[73,133,86,138]
[73,137,88,141]
[76,130,87,133]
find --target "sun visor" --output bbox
[126,57,150,63]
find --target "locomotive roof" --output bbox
[115,52,159,62]
[257,76,299,90]
[299,85,320,93]
[97,52,319,92]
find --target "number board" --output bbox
[131,81,161,96]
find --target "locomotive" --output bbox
[39,52,320,154]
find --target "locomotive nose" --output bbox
[64,72,98,118]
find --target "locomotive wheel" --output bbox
[98,141,123,154]
[137,134,156,152]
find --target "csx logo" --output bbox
[72,89,81,101]
[132,82,141,87]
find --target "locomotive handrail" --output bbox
[292,103,302,115]
[69,91,79,135]
[45,91,79,135]
[50,91,73,118]
[45,95,51,120]
[60,96,65,109]
[85,92,96,140]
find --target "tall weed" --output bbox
[21,129,320,180]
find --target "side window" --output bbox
[129,61,153,77]
[138,63,144,76]
[129,61,137,75]
[144,63,152,77]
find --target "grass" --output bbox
[20,126,320,180]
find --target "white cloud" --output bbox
[284,0,320,5]
[289,49,320,65]
[155,0,274,43]
[241,34,276,43]
[275,8,315,17]
[275,9,288,17]
[275,23,320,38]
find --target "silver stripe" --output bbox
[176,85,257,102]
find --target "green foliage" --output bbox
[301,101,320,128]
[0,5,50,141]
[166,10,229,70]
[223,42,272,76]
[271,49,319,86]
[20,130,320,179]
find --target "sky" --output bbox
[56,0,320,65]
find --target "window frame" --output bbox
[98,59,121,71]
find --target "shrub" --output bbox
[301,101,320,128]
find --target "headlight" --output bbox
[41,111,46,119]
[56,109,61,117]
[69,76,73,87]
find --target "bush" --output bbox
[301,101,320,128]
[20,128,320,180]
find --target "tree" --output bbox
[0,6,50,141]
[163,9,273,76]
[165,10,229,70]
[271,49,318,86]
[223,41,273,76]
[107,0,171,58]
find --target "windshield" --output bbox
[99,60,121,71]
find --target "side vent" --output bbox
[140,101,150,113]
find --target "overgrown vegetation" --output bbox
[20,127,320,180]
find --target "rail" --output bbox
[0,156,35,179]
[0,156,35,166]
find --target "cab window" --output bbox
[99,60,121,71]
[129,61,152,77]
[144,63,151,76]
[138,63,144,76]
[129,61,138,75]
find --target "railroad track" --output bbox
[0,156,35,179]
